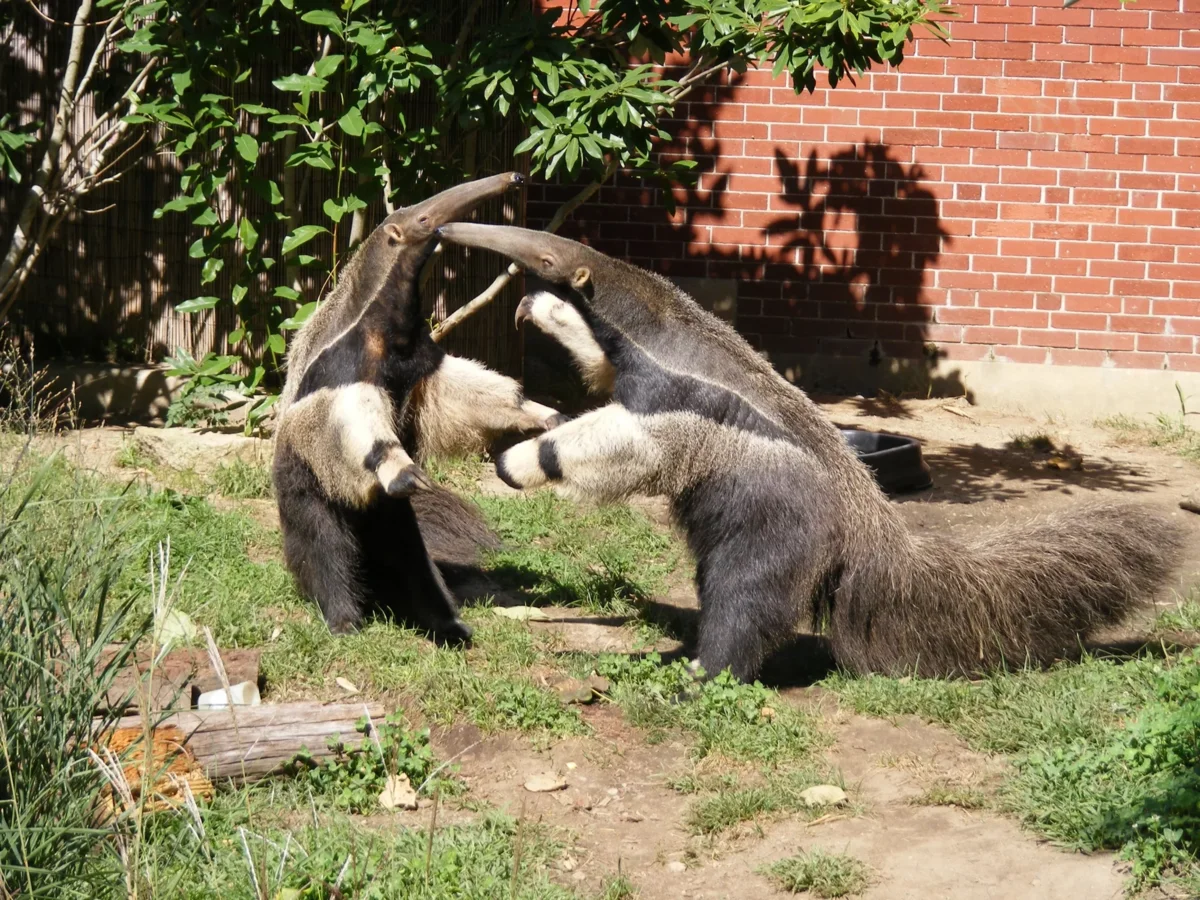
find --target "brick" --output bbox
[1033,258,1088,277]
[1051,349,1109,367]
[975,255,1030,273]
[1111,315,1167,333]
[1119,244,1174,263]
[1053,312,1109,330]
[1138,334,1194,353]
[1109,351,1168,369]
[995,309,1049,327]
[1033,223,1089,240]
[1000,96,1057,115]
[965,326,1020,344]
[1091,46,1151,66]
[935,306,991,325]
[1022,329,1078,348]
[1078,331,1135,350]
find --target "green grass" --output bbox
[0,447,683,898]
[1152,592,1200,635]
[209,458,273,499]
[911,782,990,810]
[685,769,848,836]
[1099,411,1200,461]
[826,652,1200,891]
[132,794,585,900]
[761,850,871,897]
[1006,431,1056,453]
[479,490,679,615]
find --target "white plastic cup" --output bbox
[196,681,261,709]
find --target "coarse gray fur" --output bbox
[440,222,1187,679]
[273,176,553,636]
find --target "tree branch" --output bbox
[430,162,616,343]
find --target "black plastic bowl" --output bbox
[841,429,933,496]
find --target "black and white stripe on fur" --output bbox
[272,175,557,639]
[441,222,1187,681]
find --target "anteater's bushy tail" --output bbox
[412,484,501,570]
[828,502,1185,677]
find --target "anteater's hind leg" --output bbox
[360,495,473,645]
[274,445,369,633]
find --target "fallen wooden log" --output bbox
[110,701,385,783]
[97,646,262,712]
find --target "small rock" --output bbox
[606,787,620,796]
[494,606,552,622]
[524,773,567,793]
[561,855,578,872]
[154,609,196,647]
[759,706,776,721]
[269,625,283,642]
[554,679,597,705]
[666,861,687,873]
[622,811,645,822]
[800,784,848,808]
[1046,453,1083,471]
[566,762,577,770]
[572,872,587,882]
[335,677,359,695]
[379,773,418,810]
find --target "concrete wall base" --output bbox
[774,354,1200,423]
[40,364,183,424]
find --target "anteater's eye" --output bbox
[418,214,430,226]
[541,257,554,270]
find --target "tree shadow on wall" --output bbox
[528,136,969,407]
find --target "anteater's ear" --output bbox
[384,223,404,245]
[571,267,591,289]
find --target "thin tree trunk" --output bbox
[0,0,95,308]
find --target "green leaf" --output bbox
[272,73,328,93]
[337,106,365,137]
[192,207,219,227]
[297,254,319,266]
[279,301,317,330]
[171,69,192,95]
[229,327,245,344]
[234,133,259,165]
[176,296,219,314]
[232,284,248,304]
[281,225,328,255]
[301,8,343,34]
[239,103,277,116]
[200,257,224,285]
[267,333,287,355]
[250,177,284,205]
[274,285,301,300]
[238,217,260,252]
[323,198,345,223]
[188,238,207,259]
[313,55,345,79]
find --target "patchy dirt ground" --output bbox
[37,397,1200,898]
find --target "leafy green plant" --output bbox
[99,0,945,395]
[595,654,826,764]
[289,713,440,814]
[163,349,275,432]
[762,850,872,897]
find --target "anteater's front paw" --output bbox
[385,464,433,498]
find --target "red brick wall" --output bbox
[528,0,1200,377]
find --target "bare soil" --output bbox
[42,396,1200,898]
